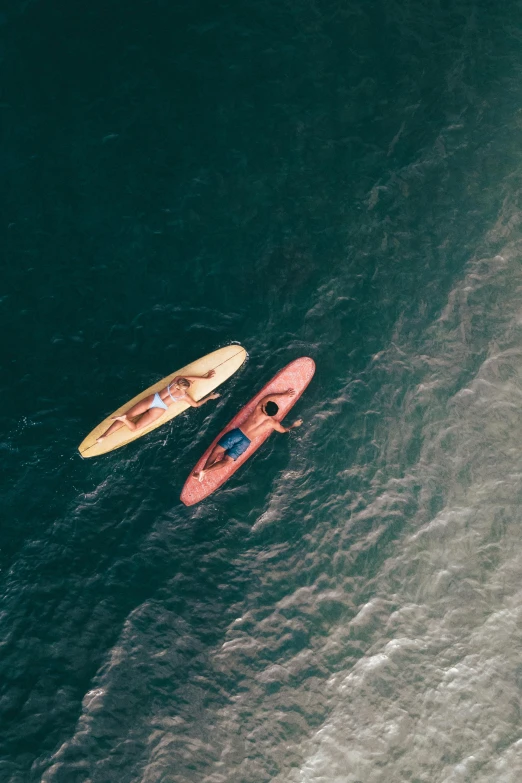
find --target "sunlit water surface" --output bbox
[2,1,522,781]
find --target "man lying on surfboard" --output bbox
[193,388,302,481]
[97,370,220,442]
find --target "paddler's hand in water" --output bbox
[291,419,303,429]
[209,392,220,400]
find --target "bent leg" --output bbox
[122,407,165,432]
[124,394,157,418]
[204,454,234,474]
[193,448,234,481]
[97,396,161,441]
[98,418,125,440]
[97,415,140,440]
[203,444,226,470]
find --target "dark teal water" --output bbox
[3,1,522,781]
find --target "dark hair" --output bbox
[177,378,190,388]
[264,400,279,416]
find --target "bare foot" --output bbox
[193,470,205,482]
[96,436,105,443]
[112,414,127,423]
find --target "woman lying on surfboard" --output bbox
[97,370,220,442]
[193,388,302,481]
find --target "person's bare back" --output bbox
[240,405,280,440]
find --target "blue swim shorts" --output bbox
[218,428,251,460]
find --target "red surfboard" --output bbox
[180,357,316,506]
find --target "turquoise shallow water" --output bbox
[3,1,522,781]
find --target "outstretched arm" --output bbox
[272,418,303,433]
[184,392,220,408]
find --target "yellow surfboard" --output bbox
[78,345,247,458]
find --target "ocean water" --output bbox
[2,1,522,781]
